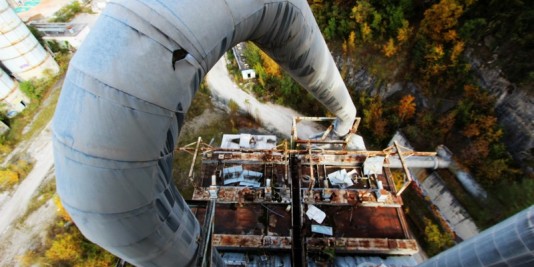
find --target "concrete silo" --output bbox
[0,67,29,115]
[0,0,59,81]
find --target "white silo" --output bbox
[0,0,59,81]
[0,67,29,115]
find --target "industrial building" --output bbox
[0,0,59,115]
[0,0,59,80]
[30,22,90,49]
[0,67,29,116]
[232,43,256,80]
[182,118,534,266]
[185,118,431,266]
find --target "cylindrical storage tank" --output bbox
[419,205,534,267]
[0,67,29,114]
[0,0,59,81]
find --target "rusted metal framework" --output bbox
[291,116,361,149]
[178,117,450,266]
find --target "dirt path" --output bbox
[0,123,54,238]
[0,191,56,267]
[0,75,65,266]
[206,58,324,138]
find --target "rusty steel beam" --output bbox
[393,141,413,196]
[188,137,203,183]
[306,237,418,255]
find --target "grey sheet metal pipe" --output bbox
[384,156,450,169]
[52,0,356,266]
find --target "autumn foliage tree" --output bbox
[454,85,517,185]
[420,0,463,42]
[413,0,470,96]
[22,193,118,266]
[53,194,72,222]
[382,38,397,57]
[351,0,412,51]
[0,169,19,190]
[362,96,388,143]
[259,51,281,77]
[396,94,416,122]
[45,232,83,264]
[437,111,457,142]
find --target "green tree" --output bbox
[420,0,463,42]
[423,217,454,256]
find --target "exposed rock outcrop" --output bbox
[466,49,534,174]
[336,50,533,173]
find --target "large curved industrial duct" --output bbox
[52,0,356,266]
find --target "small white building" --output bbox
[232,43,256,80]
[241,69,256,80]
[31,22,90,49]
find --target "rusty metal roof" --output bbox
[188,132,422,266]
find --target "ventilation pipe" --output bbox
[384,156,450,170]
[52,0,356,266]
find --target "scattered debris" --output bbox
[327,169,356,187]
[311,225,333,236]
[306,204,326,224]
[223,165,263,187]
[364,156,385,175]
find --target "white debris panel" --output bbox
[306,204,326,224]
[327,169,355,187]
[311,225,333,236]
[364,156,385,175]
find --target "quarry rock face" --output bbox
[466,49,534,174]
[336,51,533,174]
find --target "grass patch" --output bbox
[173,83,260,199]
[0,53,69,162]
[436,169,534,230]
[22,218,117,266]
[0,157,33,191]
[17,177,56,226]
[49,1,92,23]
[22,88,61,141]
[173,86,234,198]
